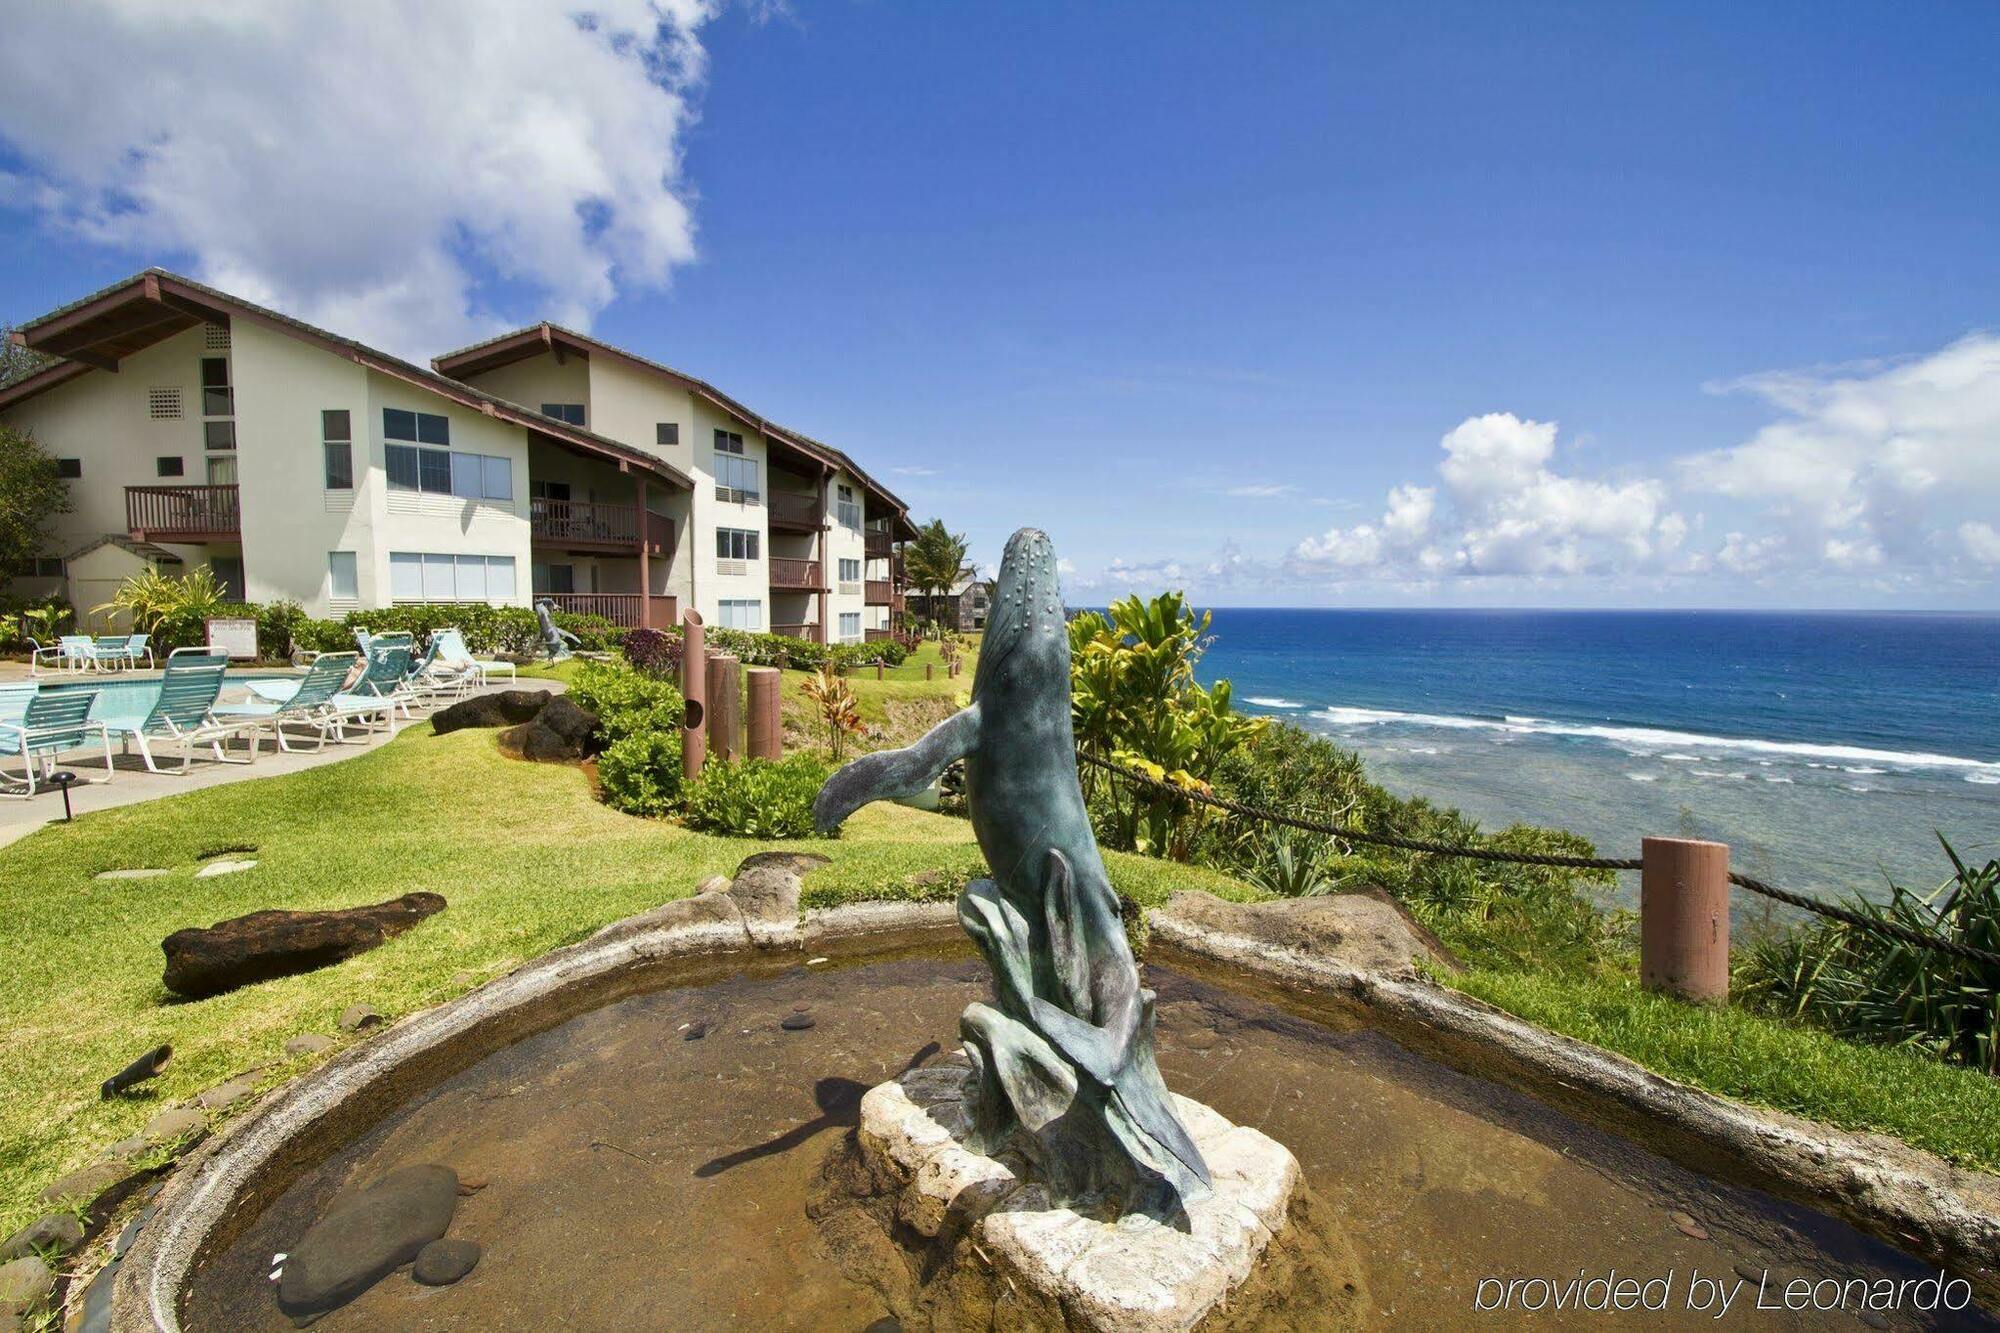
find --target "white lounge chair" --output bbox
[431,627,516,686]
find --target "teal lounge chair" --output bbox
[215,652,362,751]
[0,682,34,725]
[1,687,113,797]
[31,635,96,675]
[99,654,262,774]
[91,635,134,671]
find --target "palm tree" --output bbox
[903,518,971,636]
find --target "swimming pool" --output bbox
[13,671,298,722]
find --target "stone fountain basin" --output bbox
[112,865,2000,1329]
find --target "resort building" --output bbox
[908,576,992,633]
[1,270,914,640]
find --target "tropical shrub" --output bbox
[2,594,73,650]
[1738,839,2000,1074]
[622,626,683,678]
[801,662,865,761]
[95,567,241,650]
[567,660,684,744]
[342,604,622,656]
[597,730,684,816]
[682,754,830,839]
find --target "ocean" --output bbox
[1194,610,2000,907]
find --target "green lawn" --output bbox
[0,719,1240,1236]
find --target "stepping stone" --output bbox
[1670,1210,1710,1241]
[284,1034,335,1057]
[339,1004,384,1032]
[39,1160,135,1207]
[101,1135,149,1162]
[412,1238,481,1286]
[277,1165,458,1320]
[95,869,170,881]
[193,859,258,878]
[194,1077,256,1111]
[0,1213,83,1262]
[144,1108,207,1145]
[780,1013,816,1031]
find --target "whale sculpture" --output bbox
[534,599,581,664]
[814,528,1211,1220]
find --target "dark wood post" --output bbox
[1641,836,1731,1002]
[681,610,706,781]
[706,653,741,762]
[746,666,781,760]
[634,472,651,629]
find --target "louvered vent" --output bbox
[148,387,183,420]
[203,323,231,350]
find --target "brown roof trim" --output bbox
[0,356,94,412]
[433,321,912,517]
[8,270,693,490]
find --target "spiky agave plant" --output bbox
[1737,836,2000,1074]
[1243,827,1339,897]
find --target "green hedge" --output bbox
[682,754,830,838]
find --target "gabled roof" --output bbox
[434,321,915,535]
[67,533,181,563]
[4,270,693,490]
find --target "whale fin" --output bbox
[813,702,982,833]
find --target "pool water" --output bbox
[183,954,1984,1331]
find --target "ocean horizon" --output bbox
[1182,607,2000,907]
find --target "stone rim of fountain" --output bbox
[107,876,2000,1329]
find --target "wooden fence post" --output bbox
[1640,836,1731,1002]
[680,611,706,782]
[706,653,740,763]
[745,666,781,760]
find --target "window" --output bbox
[148,387,183,420]
[449,452,513,502]
[207,455,237,484]
[656,422,679,446]
[541,403,586,426]
[7,556,65,578]
[204,420,236,451]
[156,456,185,477]
[322,410,353,489]
[839,612,862,644]
[836,483,861,531]
[200,357,232,417]
[715,429,744,454]
[715,528,760,561]
[530,480,572,501]
[838,558,861,582]
[534,563,577,595]
[384,408,449,445]
[56,458,81,479]
[389,552,517,602]
[328,551,358,601]
[719,598,763,631]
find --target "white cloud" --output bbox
[1293,413,1683,581]
[1961,522,2000,567]
[1224,483,1295,499]
[891,465,938,477]
[0,1,715,357]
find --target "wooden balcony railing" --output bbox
[768,489,822,532]
[769,557,823,590]
[126,484,240,541]
[538,593,679,628]
[864,530,894,558]
[864,627,892,642]
[865,580,892,605]
[771,622,820,643]
[530,500,674,555]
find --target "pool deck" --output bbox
[0,662,547,849]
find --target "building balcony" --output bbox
[530,499,674,556]
[769,557,824,591]
[768,489,823,533]
[865,579,892,605]
[538,592,679,628]
[126,484,240,542]
[771,622,821,643]
[864,530,894,558]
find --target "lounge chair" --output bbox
[332,643,418,728]
[431,627,516,686]
[98,653,262,774]
[407,638,475,704]
[105,633,155,671]
[214,651,365,751]
[1,687,113,797]
[91,635,134,671]
[30,635,97,675]
[0,682,34,726]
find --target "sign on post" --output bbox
[205,616,259,660]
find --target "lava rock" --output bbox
[161,893,446,999]
[277,1165,459,1320]
[100,1044,172,1098]
[0,1214,82,1262]
[431,690,552,735]
[193,1077,256,1111]
[0,1256,54,1326]
[39,1161,135,1208]
[339,1004,384,1032]
[682,1022,708,1041]
[412,1238,481,1286]
[781,1012,816,1031]
[284,1034,335,1057]
[143,1108,206,1146]
[496,696,600,762]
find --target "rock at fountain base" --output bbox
[821,1060,1354,1332]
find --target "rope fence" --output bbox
[1076,749,2000,971]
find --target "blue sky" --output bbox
[4,2,1997,607]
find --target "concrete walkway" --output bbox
[0,668,553,849]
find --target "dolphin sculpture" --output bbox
[534,599,581,663]
[814,527,1211,1220]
